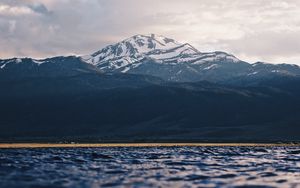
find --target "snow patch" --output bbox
[248,71,258,76]
[204,64,219,70]
[121,67,130,73]
[33,60,45,65]
[16,58,22,63]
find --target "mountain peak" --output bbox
[121,34,183,53]
[85,34,200,68]
[130,34,179,45]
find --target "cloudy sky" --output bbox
[1,0,300,64]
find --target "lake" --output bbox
[0,146,299,187]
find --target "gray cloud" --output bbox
[27,3,50,15]
[0,0,300,64]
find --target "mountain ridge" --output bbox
[1,34,299,83]
[2,34,299,84]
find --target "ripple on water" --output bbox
[259,172,277,177]
[185,174,210,181]
[90,152,113,159]
[288,150,300,154]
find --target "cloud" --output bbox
[0,0,300,64]
[0,4,34,16]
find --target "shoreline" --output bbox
[0,143,299,148]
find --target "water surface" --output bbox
[0,146,299,187]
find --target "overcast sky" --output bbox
[1,0,300,64]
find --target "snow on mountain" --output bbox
[247,62,300,77]
[0,58,47,70]
[83,34,240,74]
[86,34,185,63]
[85,34,175,65]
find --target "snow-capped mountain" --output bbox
[82,34,300,82]
[82,34,254,82]
[84,34,200,71]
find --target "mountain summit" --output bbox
[84,34,204,72]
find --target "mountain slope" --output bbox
[0,56,101,81]
[1,78,300,142]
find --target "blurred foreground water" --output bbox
[0,146,300,187]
